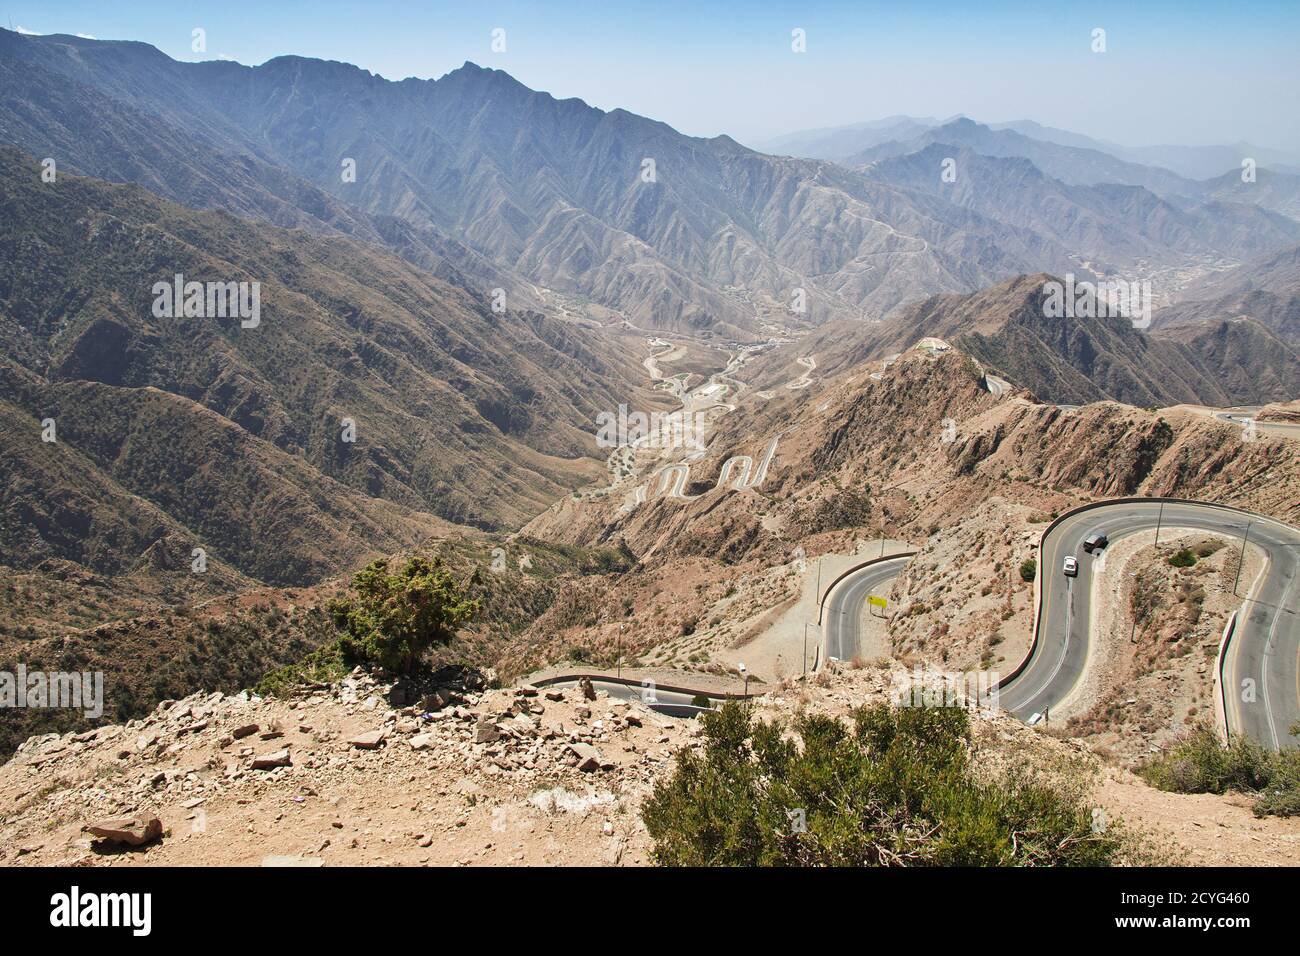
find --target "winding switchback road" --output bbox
[812,499,1300,747]
[821,555,913,662]
[1005,500,1300,747]
[548,496,1300,749]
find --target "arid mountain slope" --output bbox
[751,275,1300,406]
[0,30,524,302]
[862,145,1300,272]
[510,337,1298,686]
[0,147,642,535]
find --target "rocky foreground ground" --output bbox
[1,664,1298,866]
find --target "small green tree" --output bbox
[642,699,1131,866]
[329,556,478,673]
[1019,559,1036,583]
[1140,723,1300,817]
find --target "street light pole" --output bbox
[1153,501,1165,547]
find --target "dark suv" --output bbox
[1083,531,1109,554]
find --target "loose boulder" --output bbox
[84,815,163,847]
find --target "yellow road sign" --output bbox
[867,595,887,609]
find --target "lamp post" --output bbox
[738,662,748,696]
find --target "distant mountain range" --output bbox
[754,114,1300,182]
[859,144,1300,275]
[6,29,1296,338]
[0,30,1078,334]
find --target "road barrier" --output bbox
[531,672,751,701]
[1214,609,1239,743]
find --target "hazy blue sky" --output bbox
[6,1,1300,149]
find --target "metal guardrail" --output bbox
[530,672,751,701]
[1215,609,1239,743]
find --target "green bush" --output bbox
[641,700,1130,866]
[1140,724,1300,817]
[1019,559,1036,583]
[328,556,478,673]
[255,640,348,697]
[1168,548,1197,568]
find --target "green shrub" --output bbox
[641,700,1130,866]
[255,640,348,697]
[1139,724,1300,817]
[328,556,478,673]
[1168,548,1197,568]
[1019,559,1037,583]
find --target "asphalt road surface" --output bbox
[1003,500,1299,748]
[822,556,913,663]
[540,500,1299,748]
[532,676,734,716]
[1215,409,1300,440]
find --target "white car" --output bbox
[1063,555,1079,577]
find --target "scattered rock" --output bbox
[604,836,626,865]
[348,729,387,750]
[84,815,163,847]
[567,742,609,772]
[474,717,500,744]
[251,749,292,769]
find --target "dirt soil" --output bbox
[3,663,1297,867]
